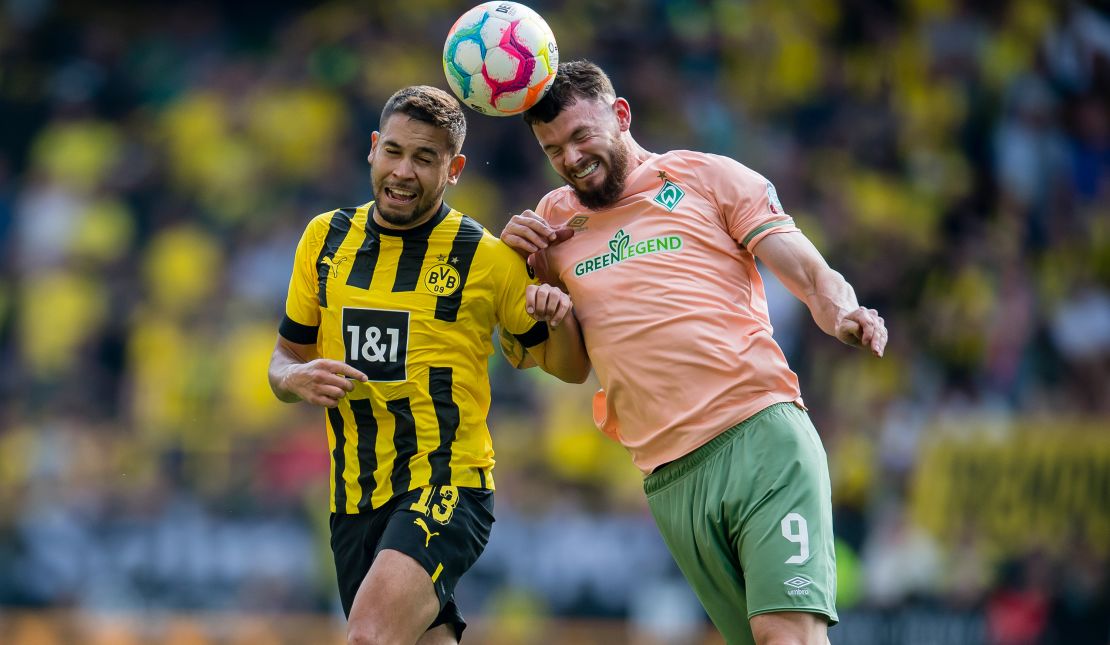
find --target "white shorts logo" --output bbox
[784,576,813,596]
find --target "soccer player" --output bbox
[268,85,589,645]
[500,61,888,645]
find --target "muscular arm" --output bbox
[752,231,887,357]
[499,284,591,382]
[521,286,591,383]
[268,336,368,407]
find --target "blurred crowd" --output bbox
[1,0,1109,643]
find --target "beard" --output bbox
[372,180,442,228]
[572,142,631,211]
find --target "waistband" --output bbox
[643,402,796,496]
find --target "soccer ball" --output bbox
[443,2,559,116]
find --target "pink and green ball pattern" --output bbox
[443,2,558,116]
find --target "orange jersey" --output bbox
[534,150,803,473]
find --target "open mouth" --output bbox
[572,161,599,180]
[384,186,417,203]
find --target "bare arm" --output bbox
[499,213,589,380]
[521,284,591,383]
[752,231,887,357]
[268,336,368,407]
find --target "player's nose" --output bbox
[564,144,584,168]
[391,157,417,179]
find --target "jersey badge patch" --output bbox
[423,263,461,296]
[767,182,783,214]
[653,178,685,211]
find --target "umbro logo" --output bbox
[566,215,590,231]
[784,576,813,596]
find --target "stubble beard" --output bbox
[373,179,442,229]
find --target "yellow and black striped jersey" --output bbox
[280,201,547,513]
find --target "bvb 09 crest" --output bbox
[423,263,461,296]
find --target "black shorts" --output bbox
[330,485,494,639]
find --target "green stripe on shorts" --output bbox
[644,402,837,645]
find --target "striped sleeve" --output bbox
[490,238,548,345]
[280,214,328,342]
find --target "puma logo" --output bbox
[413,517,440,547]
[321,255,348,277]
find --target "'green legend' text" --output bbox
[574,229,683,276]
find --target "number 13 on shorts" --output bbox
[781,512,810,564]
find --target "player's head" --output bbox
[369,85,467,228]
[523,60,631,210]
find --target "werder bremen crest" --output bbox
[653,173,685,211]
[574,228,683,276]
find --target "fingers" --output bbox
[543,288,572,327]
[500,210,564,255]
[285,359,369,408]
[526,284,573,327]
[551,227,574,244]
[317,359,368,383]
[504,215,553,254]
[845,307,887,358]
[308,384,348,408]
[858,308,875,348]
[872,313,887,358]
[840,319,862,344]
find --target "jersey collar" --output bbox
[367,201,451,238]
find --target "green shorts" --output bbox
[644,402,837,644]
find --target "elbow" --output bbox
[559,361,592,384]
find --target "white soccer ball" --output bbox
[443,2,559,116]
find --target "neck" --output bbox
[623,135,653,169]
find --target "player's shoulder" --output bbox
[661,150,770,199]
[305,203,364,233]
[443,207,496,243]
[295,205,363,251]
[442,207,512,256]
[663,150,763,180]
[442,209,529,276]
[535,186,578,224]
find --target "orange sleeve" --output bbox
[702,154,797,249]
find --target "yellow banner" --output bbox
[911,422,1110,556]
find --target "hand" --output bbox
[836,307,887,357]
[501,210,573,256]
[526,284,574,328]
[281,359,368,407]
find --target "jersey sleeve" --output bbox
[279,214,328,344]
[704,154,799,251]
[489,239,549,349]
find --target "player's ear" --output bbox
[613,98,631,132]
[446,153,466,185]
[367,131,380,163]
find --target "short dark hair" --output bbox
[523,60,615,126]
[380,85,467,154]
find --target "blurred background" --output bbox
[1,0,1109,643]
